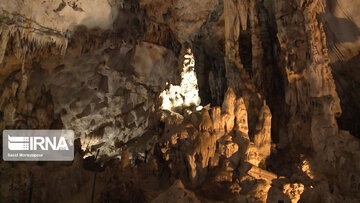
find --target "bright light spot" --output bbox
[301,159,314,179]
[196,106,203,111]
[161,48,201,111]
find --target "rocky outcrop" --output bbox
[152,180,200,203]
[322,0,360,63]
[140,0,219,43]
[0,61,61,131]
[156,87,275,201]
[323,0,360,139]
[276,0,341,150]
[0,9,68,64]
[42,40,177,159]
[276,0,360,201]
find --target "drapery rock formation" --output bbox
[0,0,360,202]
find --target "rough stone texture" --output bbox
[276,0,341,150]
[322,0,360,139]
[156,87,274,201]
[0,0,360,202]
[322,0,360,63]
[140,0,219,43]
[275,0,360,202]
[39,40,177,159]
[151,180,201,203]
[0,0,119,32]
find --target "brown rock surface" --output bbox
[0,0,359,202]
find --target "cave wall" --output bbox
[0,0,360,202]
[322,0,360,138]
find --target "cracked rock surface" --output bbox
[0,0,360,202]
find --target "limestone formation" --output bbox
[0,9,68,64]
[283,183,305,203]
[234,97,249,135]
[0,0,360,202]
[160,48,201,112]
[253,101,272,166]
[221,88,236,133]
[152,180,201,203]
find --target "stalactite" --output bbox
[0,9,68,64]
[0,0,359,202]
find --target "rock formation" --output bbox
[160,47,201,111]
[0,0,360,202]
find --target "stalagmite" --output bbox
[234,97,248,135]
[160,48,201,112]
[253,101,272,166]
[221,88,236,132]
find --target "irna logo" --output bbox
[3,130,74,161]
[8,135,69,151]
